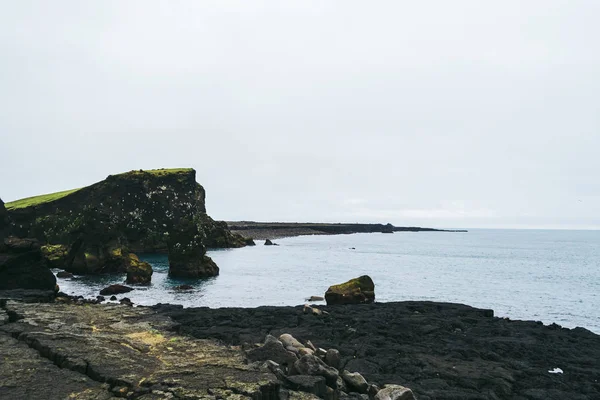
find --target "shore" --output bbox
[2,293,599,399]
[227,221,467,241]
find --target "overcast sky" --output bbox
[1,1,599,229]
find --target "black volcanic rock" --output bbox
[159,301,600,399]
[0,237,56,291]
[5,169,244,278]
[0,198,7,244]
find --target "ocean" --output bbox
[55,229,600,334]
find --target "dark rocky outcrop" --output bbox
[40,244,69,269]
[0,301,279,400]
[4,169,248,279]
[325,276,375,305]
[167,217,219,278]
[0,237,57,291]
[125,253,153,285]
[0,198,7,242]
[160,301,600,399]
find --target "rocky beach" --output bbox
[1,169,600,399]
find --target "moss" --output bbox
[111,168,194,178]
[5,189,81,210]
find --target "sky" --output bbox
[1,1,599,229]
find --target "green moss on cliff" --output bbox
[112,168,194,178]
[5,169,193,211]
[5,189,81,210]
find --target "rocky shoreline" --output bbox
[227,222,467,241]
[2,293,599,399]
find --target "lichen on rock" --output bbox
[324,275,375,305]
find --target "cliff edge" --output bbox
[4,168,249,278]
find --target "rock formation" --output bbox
[325,276,375,305]
[4,169,249,279]
[0,237,57,291]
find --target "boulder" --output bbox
[167,218,219,278]
[246,335,298,367]
[306,296,324,302]
[40,244,69,269]
[280,334,305,351]
[290,354,339,387]
[374,385,416,400]
[125,253,153,285]
[265,239,278,246]
[286,375,327,398]
[325,349,341,369]
[56,271,74,278]
[0,247,57,291]
[324,275,375,305]
[341,370,368,394]
[99,284,134,296]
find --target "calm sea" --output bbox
[55,229,600,333]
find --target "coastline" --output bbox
[227,221,467,241]
[2,296,599,399]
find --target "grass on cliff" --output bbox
[5,188,81,210]
[5,168,193,210]
[113,168,194,178]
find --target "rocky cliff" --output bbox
[4,169,249,278]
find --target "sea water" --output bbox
[55,229,600,333]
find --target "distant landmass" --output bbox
[227,221,467,240]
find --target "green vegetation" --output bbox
[5,188,80,210]
[5,168,194,211]
[113,168,194,178]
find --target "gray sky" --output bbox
[1,1,599,229]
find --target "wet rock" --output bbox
[167,218,219,278]
[325,349,341,369]
[99,284,134,296]
[341,370,368,393]
[290,354,339,387]
[306,296,324,302]
[325,275,375,305]
[96,295,105,302]
[265,239,279,246]
[374,385,416,400]
[119,297,133,306]
[246,335,298,367]
[40,244,69,269]
[0,242,57,291]
[286,375,327,398]
[109,295,117,301]
[125,253,153,285]
[56,271,73,278]
[174,284,193,291]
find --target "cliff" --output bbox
[4,169,249,278]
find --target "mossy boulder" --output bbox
[40,244,69,269]
[324,275,375,305]
[125,253,153,285]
